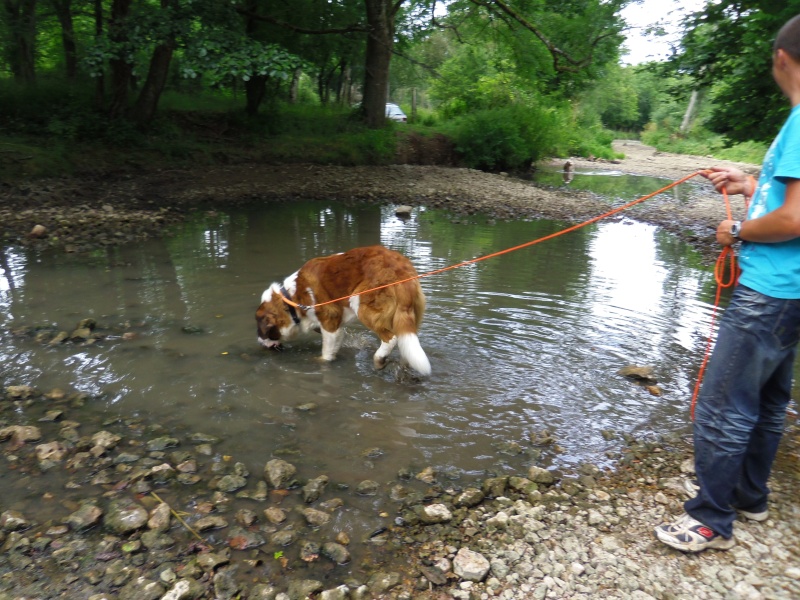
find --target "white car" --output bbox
[386,103,407,122]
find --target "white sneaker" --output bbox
[654,513,736,552]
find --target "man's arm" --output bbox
[717,179,800,245]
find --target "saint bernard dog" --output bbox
[256,245,431,376]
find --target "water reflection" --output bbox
[1,201,729,481]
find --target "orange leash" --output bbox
[282,170,705,311]
[690,177,754,419]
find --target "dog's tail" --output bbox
[397,333,431,376]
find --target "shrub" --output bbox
[445,104,569,171]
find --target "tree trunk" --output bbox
[108,0,133,118]
[680,89,700,134]
[93,0,104,107]
[289,67,302,104]
[245,76,267,116]
[51,0,77,79]
[131,0,176,126]
[3,0,38,84]
[132,43,174,126]
[362,0,396,129]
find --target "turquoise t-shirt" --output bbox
[738,103,800,299]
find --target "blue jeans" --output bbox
[685,285,800,538]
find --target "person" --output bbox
[654,13,800,553]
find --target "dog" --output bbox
[256,245,431,376]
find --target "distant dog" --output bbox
[256,245,431,375]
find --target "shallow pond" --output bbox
[2,196,723,478]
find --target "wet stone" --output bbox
[303,475,329,503]
[194,516,228,531]
[91,430,122,449]
[66,503,103,531]
[227,526,266,550]
[322,542,351,565]
[146,436,179,451]
[216,474,247,493]
[118,577,164,600]
[302,508,331,527]
[264,458,297,489]
[103,498,148,535]
[356,480,379,496]
[1,510,31,532]
[264,507,287,524]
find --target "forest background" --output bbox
[1,0,798,182]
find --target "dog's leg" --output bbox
[373,336,397,370]
[320,328,345,362]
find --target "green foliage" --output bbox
[675,0,800,143]
[641,125,766,165]
[444,103,571,171]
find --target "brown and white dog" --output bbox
[256,245,431,376]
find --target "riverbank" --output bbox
[1,141,759,262]
[2,142,799,600]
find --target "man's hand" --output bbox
[702,167,754,197]
[716,219,738,247]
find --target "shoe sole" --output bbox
[683,480,769,522]
[655,529,736,552]
[738,509,769,522]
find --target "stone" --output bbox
[453,548,490,582]
[263,459,297,489]
[103,498,148,535]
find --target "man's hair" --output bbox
[775,14,800,59]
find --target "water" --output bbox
[531,163,702,203]
[1,199,720,483]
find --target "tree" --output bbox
[2,0,38,83]
[676,0,800,143]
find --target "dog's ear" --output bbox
[255,303,277,340]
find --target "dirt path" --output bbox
[0,141,761,260]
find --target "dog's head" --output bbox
[255,284,297,350]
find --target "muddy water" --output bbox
[2,198,724,481]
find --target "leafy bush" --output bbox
[444,104,570,171]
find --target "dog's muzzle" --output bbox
[258,338,283,351]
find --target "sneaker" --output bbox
[737,507,769,522]
[683,479,769,522]
[654,513,736,552]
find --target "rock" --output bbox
[147,502,171,532]
[455,488,485,507]
[366,571,402,595]
[5,385,37,399]
[527,465,556,485]
[66,503,103,531]
[617,365,657,383]
[0,425,42,445]
[263,507,287,524]
[35,441,68,463]
[302,508,331,527]
[321,542,351,564]
[453,548,490,582]
[91,430,121,449]
[1,510,30,532]
[216,474,247,493]
[28,224,47,238]
[117,576,164,600]
[287,579,324,600]
[356,480,379,496]
[416,503,452,524]
[103,498,149,535]
[263,459,297,489]
[303,475,329,503]
[161,578,206,600]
